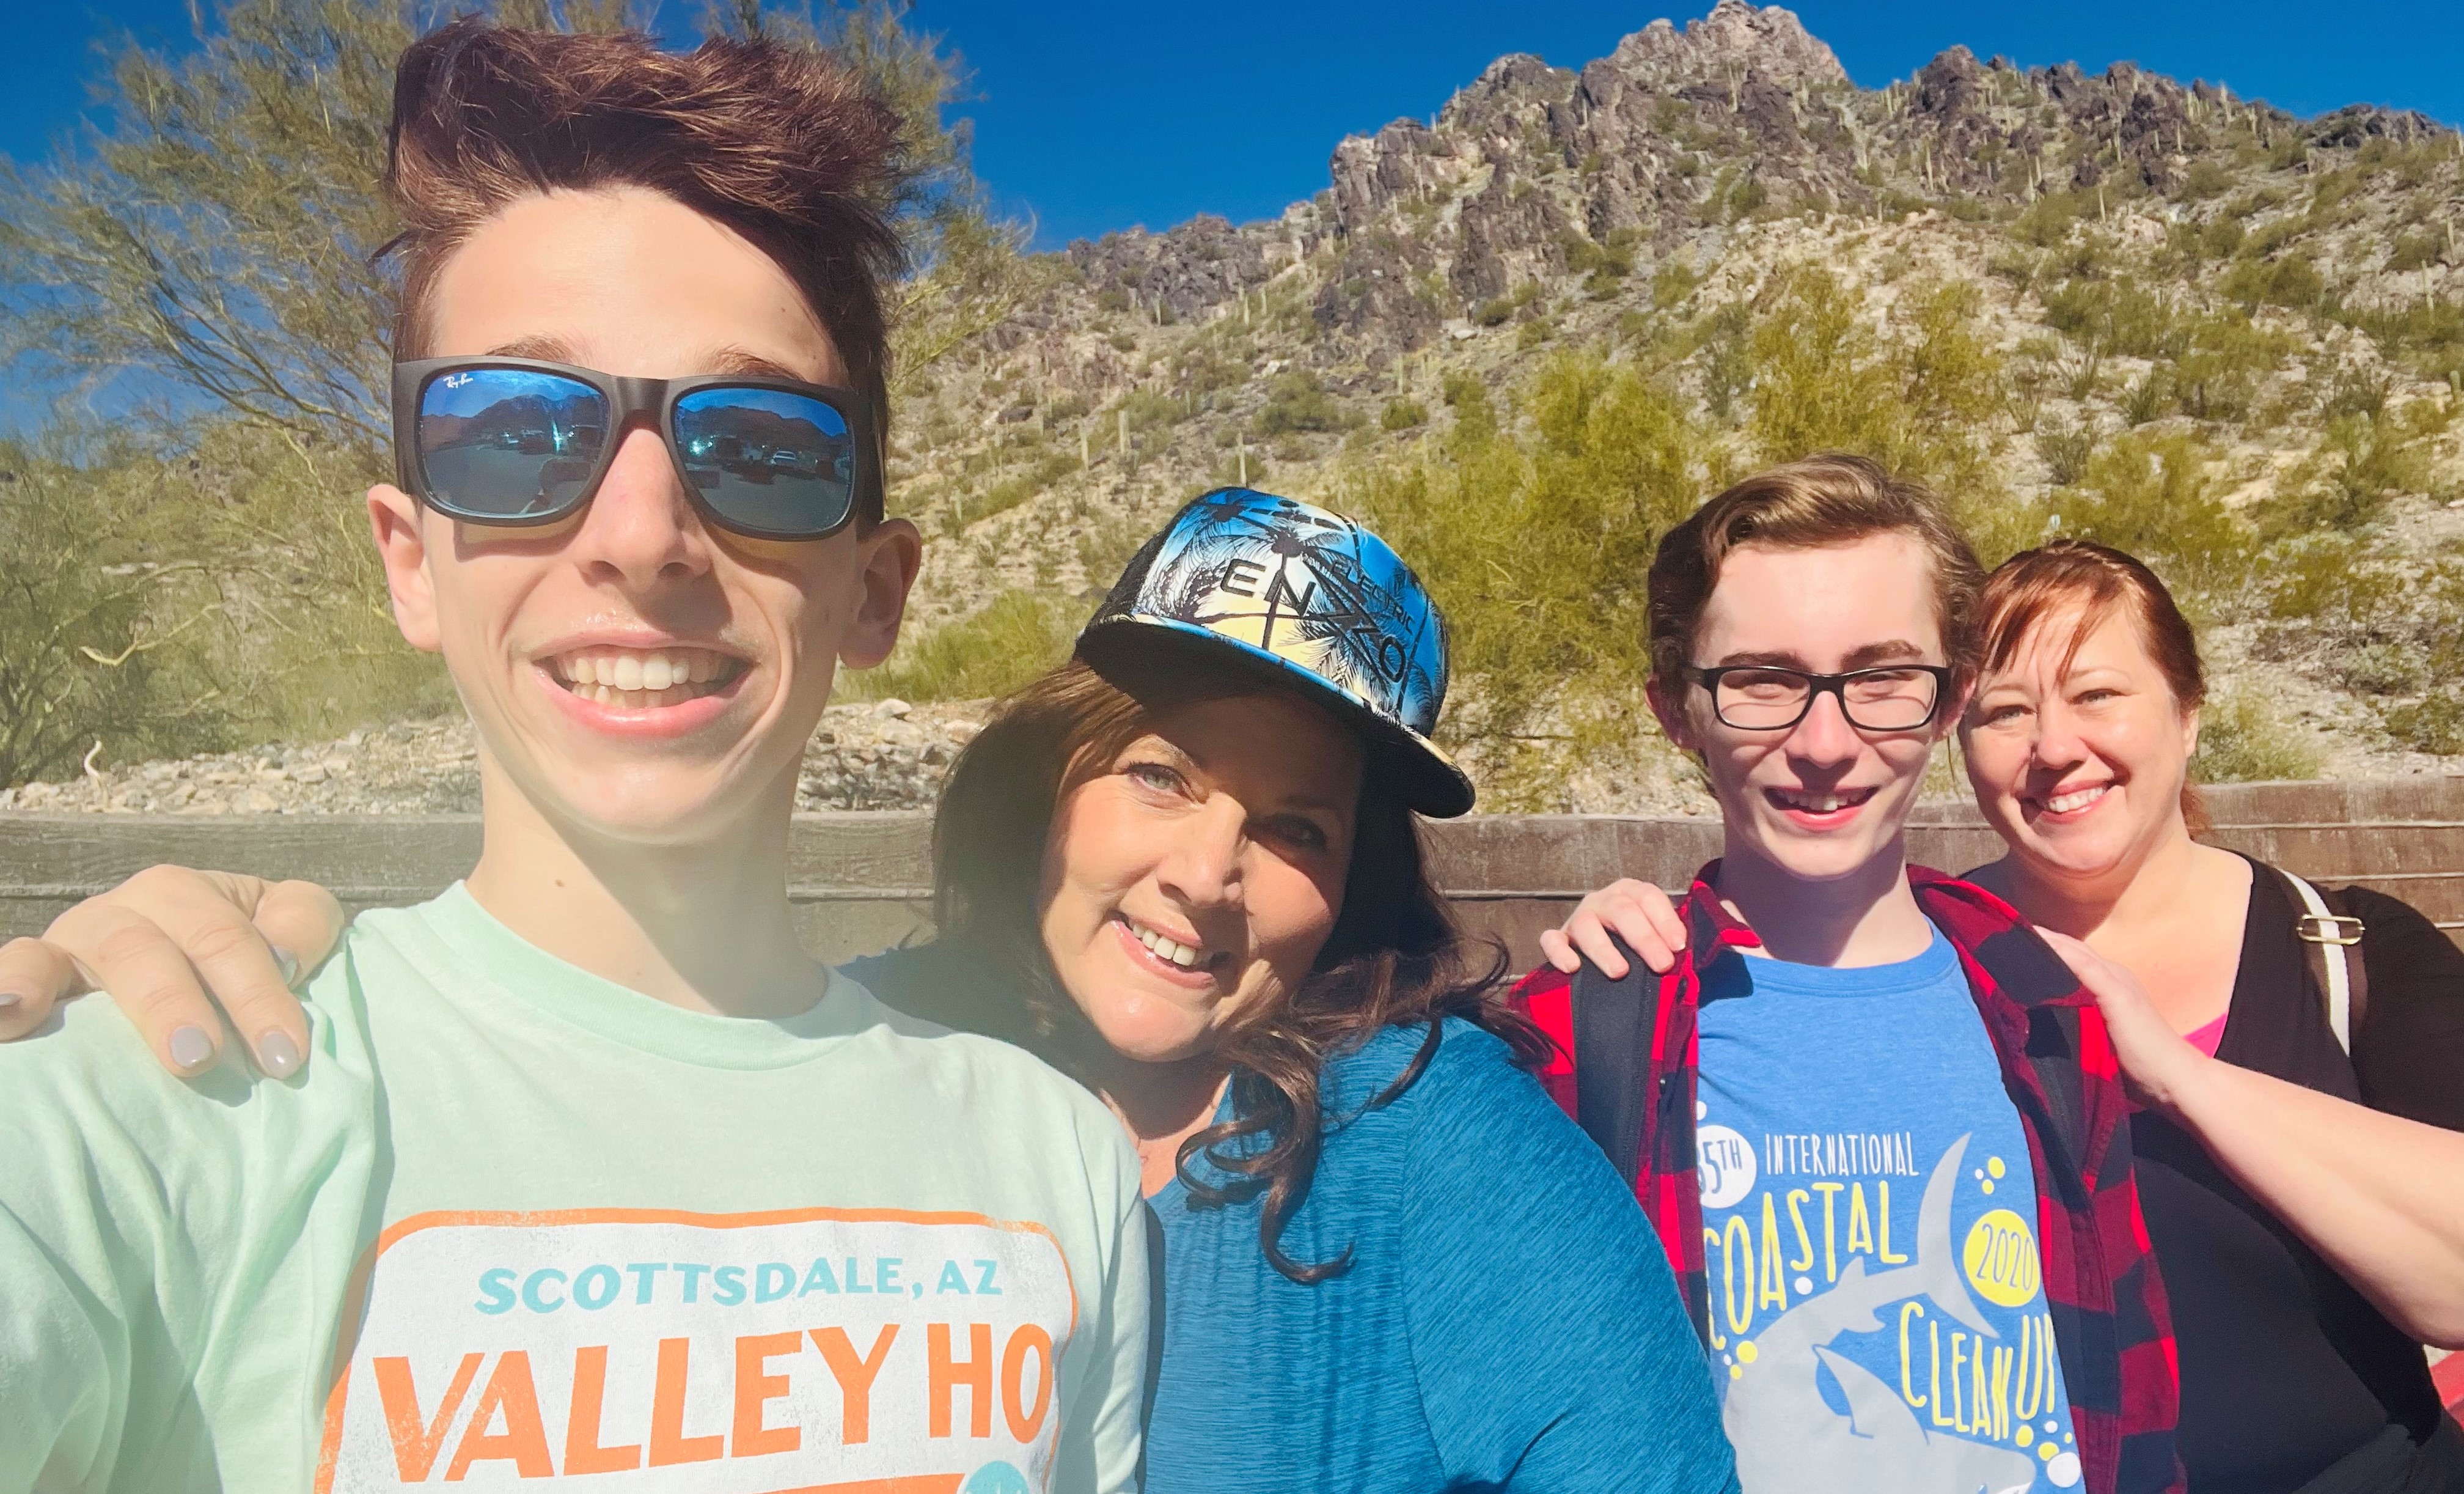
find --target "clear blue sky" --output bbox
[4,0,2460,252]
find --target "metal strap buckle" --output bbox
[2297,913,2364,947]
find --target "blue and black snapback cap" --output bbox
[1076,487,1475,817]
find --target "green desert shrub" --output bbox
[0,440,226,787]
[2193,685,2320,782]
[844,589,1085,704]
[2261,399,2452,535]
[2221,254,2326,312]
[2381,690,2464,755]
[1255,372,1349,435]
[2340,641,2429,697]
[1340,353,1702,808]
[2041,276,2184,361]
[1746,270,2022,555]
[953,451,1082,531]
[2049,430,2248,594]
[1380,397,1428,432]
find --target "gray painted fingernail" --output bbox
[269,946,302,990]
[169,1025,215,1071]
[255,1030,302,1078]
[0,990,23,1012]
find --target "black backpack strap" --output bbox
[1571,933,1662,1190]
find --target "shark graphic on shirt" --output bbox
[1722,1135,2042,1494]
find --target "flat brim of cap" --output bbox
[1076,615,1475,819]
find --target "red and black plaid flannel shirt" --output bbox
[1514,861,2185,1494]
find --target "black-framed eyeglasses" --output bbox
[392,356,881,542]
[1684,663,1954,732]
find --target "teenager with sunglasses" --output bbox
[4,487,1744,1493]
[0,23,1150,1489]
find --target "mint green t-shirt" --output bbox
[0,886,1148,1493]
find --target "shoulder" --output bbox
[0,936,380,1233]
[2337,882,2454,963]
[2278,871,2464,1010]
[0,980,174,1120]
[834,971,1138,1185]
[838,941,1046,1050]
[1509,962,1575,1047]
[1324,1019,1585,1170]
[1319,1016,1525,1114]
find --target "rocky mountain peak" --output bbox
[1608,0,1847,89]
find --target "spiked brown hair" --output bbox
[380,18,907,518]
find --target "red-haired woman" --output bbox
[1954,540,2464,1493]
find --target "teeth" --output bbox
[1128,919,1204,970]
[2047,785,2108,814]
[550,647,738,707]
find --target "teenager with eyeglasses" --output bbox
[0,22,1150,1489]
[1511,456,2187,1494]
[1546,539,2464,1494]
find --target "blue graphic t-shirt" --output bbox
[1695,925,2081,1494]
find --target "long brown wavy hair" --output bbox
[926,657,1550,1282]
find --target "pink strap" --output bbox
[2182,1010,2229,1059]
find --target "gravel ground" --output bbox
[0,699,986,815]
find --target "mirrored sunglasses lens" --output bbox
[417,369,609,520]
[674,387,856,537]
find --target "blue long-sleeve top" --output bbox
[1143,1017,1739,1494]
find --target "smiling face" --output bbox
[1036,691,1364,1066]
[1651,533,1957,884]
[369,186,920,846]
[1961,606,2199,881]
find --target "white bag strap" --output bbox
[2286,872,2363,1054]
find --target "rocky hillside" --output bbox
[17,1,2464,815]
[861,0,2464,810]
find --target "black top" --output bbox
[2129,861,2464,1492]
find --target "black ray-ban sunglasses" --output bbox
[392,357,881,541]
[1684,663,1956,732]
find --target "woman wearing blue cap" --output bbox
[859,488,1736,1490]
[6,490,1737,1493]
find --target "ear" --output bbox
[837,517,923,672]
[367,484,442,653]
[1936,680,1977,744]
[2181,703,2201,762]
[1646,674,1701,754]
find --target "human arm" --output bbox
[2043,928,2464,1347]
[1402,1029,1737,1492]
[1538,877,1689,979]
[0,867,342,1076]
